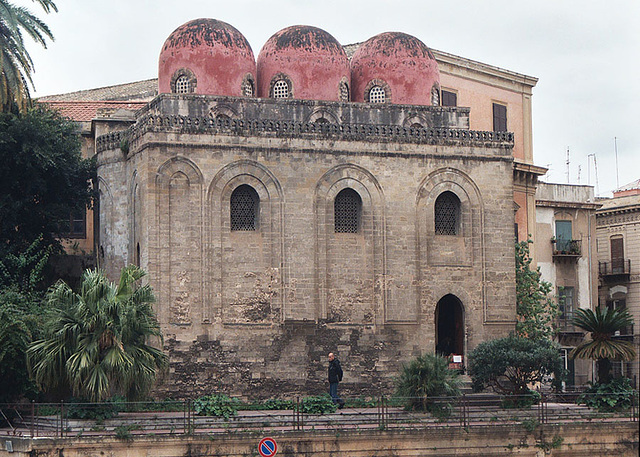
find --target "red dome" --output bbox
[350,32,440,106]
[159,19,256,97]
[257,26,350,101]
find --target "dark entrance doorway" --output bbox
[435,294,464,356]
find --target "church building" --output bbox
[44,19,543,398]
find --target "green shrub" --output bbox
[65,398,123,420]
[501,390,541,409]
[468,336,564,395]
[260,398,295,410]
[193,394,240,419]
[577,377,635,411]
[395,353,461,413]
[299,394,337,415]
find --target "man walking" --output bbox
[327,352,344,408]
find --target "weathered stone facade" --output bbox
[96,94,517,398]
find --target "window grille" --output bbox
[334,188,361,233]
[231,185,258,231]
[369,86,385,103]
[339,81,350,102]
[175,75,190,94]
[242,78,254,97]
[435,191,460,235]
[272,80,289,98]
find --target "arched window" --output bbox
[242,76,254,97]
[369,86,385,103]
[272,80,289,98]
[175,75,190,94]
[339,81,350,102]
[435,191,460,235]
[231,185,259,231]
[334,188,362,233]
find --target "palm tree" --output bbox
[570,306,636,384]
[0,0,57,112]
[28,265,168,402]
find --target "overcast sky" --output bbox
[23,0,639,197]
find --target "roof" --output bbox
[597,193,640,214]
[37,79,158,102]
[43,100,148,122]
[615,178,640,192]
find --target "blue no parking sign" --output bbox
[258,437,278,457]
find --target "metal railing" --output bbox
[599,259,631,276]
[1,392,637,439]
[552,239,581,257]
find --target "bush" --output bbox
[577,377,636,411]
[299,394,337,415]
[395,353,461,414]
[501,390,541,409]
[260,398,295,410]
[65,398,123,420]
[468,336,564,395]
[193,394,240,419]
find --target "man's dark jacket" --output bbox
[328,358,343,383]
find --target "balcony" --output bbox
[552,239,581,259]
[599,259,631,282]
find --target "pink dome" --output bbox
[257,26,350,101]
[350,32,440,106]
[159,19,256,97]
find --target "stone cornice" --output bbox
[536,199,601,210]
[96,115,515,154]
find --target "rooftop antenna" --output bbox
[588,153,600,197]
[566,147,570,183]
[577,165,581,184]
[614,137,619,189]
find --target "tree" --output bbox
[0,0,57,112]
[395,353,462,412]
[28,265,168,402]
[515,239,558,340]
[570,306,636,384]
[0,105,94,256]
[468,336,564,395]
[0,236,51,401]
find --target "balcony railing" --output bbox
[599,259,631,277]
[552,239,581,258]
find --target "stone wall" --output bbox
[3,423,637,457]
[97,94,517,398]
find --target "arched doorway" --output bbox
[435,294,464,356]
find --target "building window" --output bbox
[339,81,350,102]
[175,76,190,94]
[430,84,440,106]
[435,191,460,235]
[558,287,574,321]
[334,188,361,233]
[610,236,625,273]
[61,211,86,238]
[555,220,572,252]
[241,76,254,97]
[369,86,385,104]
[230,185,259,231]
[272,80,289,98]
[171,68,197,94]
[493,103,507,132]
[442,90,457,107]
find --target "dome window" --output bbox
[242,75,255,97]
[369,86,385,104]
[170,68,197,94]
[339,81,350,102]
[175,76,190,94]
[272,79,290,98]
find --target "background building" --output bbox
[596,179,640,386]
[535,182,600,387]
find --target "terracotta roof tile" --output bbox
[42,101,147,122]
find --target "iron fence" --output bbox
[0,392,637,439]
